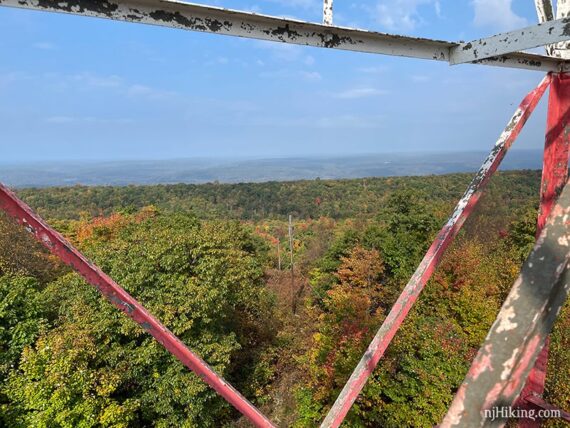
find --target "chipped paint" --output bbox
[451,17,570,64]
[535,0,555,25]
[322,0,333,26]
[0,0,566,72]
[0,183,276,428]
[441,179,570,427]
[495,306,518,333]
[515,72,570,428]
[319,76,552,428]
[554,1,570,59]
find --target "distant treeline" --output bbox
[17,170,542,221]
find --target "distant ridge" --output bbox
[0,150,543,188]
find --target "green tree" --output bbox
[3,211,276,427]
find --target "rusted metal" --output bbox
[0,0,567,72]
[441,179,570,428]
[0,183,276,428]
[319,76,552,428]
[516,72,570,428]
[450,17,570,65]
[323,0,333,26]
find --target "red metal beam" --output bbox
[0,183,276,428]
[517,72,570,427]
[319,75,552,428]
[525,395,570,423]
[538,73,570,233]
[441,179,570,427]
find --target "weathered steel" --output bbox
[516,72,570,427]
[323,0,332,26]
[319,76,552,428]
[535,0,555,22]
[535,0,556,55]
[555,0,570,58]
[450,17,570,65]
[441,180,570,428]
[0,183,276,428]
[0,0,567,72]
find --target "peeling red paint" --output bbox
[0,183,275,428]
[517,72,570,428]
[320,76,552,428]
[441,175,570,427]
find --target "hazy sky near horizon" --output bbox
[0,0,553,162]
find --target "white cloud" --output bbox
[304,55,316,66]
[33,42,57,50]
[45,116,75,124]
[0,72,31,88]
[434,0,441,18]
[245,4,261,13]
[374,0,440,32]
[471,0,528,31]
[357,65,389,74]
[127,84,177,99]
[259,69,322,81]
[250,114,385,129]
[266,0,320,10]
[255,41,316,67]
[411,74,430,82]
[205,56,230,66]
[72,72,123,88]
[300,71,322,81]
[315,114,385,129]
[333,87,387,99]
[45,116,134,125]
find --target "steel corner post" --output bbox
[516,71,570,427]
[441,179,570,427]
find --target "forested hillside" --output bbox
[1,170,568,427]
[17,170,541,221]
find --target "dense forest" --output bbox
[1,170,568,427]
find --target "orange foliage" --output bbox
[335,246,384,289]
[75,206,157,244]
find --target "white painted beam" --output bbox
[323,0,333,26]
[535,0,556,55]
[536,0,555,22]
[0,0,566,72]
[555,0,570,58]
[450,17,570,64]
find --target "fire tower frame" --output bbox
[1,1,569,426]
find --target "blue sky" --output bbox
[0,0,552,162]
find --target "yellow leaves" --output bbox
[335,246,384,289]
[75,213,129,244]
[94,370,121,397]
